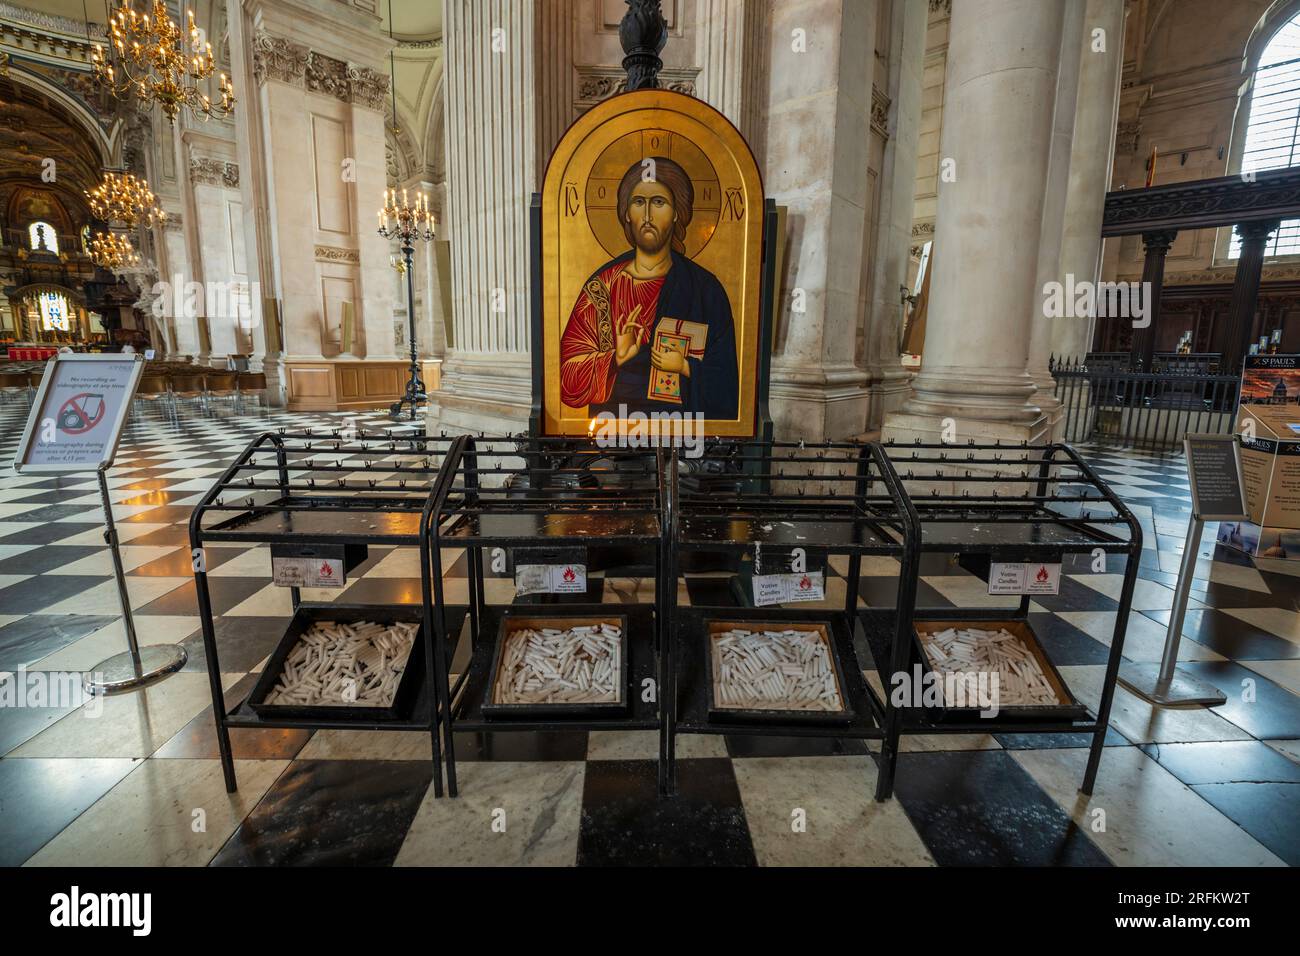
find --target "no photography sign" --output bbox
[15,354,145,472]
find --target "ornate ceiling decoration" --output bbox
[0,76,107,221]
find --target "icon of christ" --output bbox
[559,156,739,419]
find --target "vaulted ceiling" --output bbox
[0,75,109,231]
[380,0,443,42]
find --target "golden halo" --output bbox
[585,129,721,260]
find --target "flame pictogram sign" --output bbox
[563,566,576,583]
[1035,565,1050,583]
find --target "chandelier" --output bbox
[85,171,166,229]
[377,189,435,246]
[91,1,235,123]
[88,231,141,270]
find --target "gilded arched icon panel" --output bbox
[541,90,763,437]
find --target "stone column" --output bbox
[1053,0,1125,363]
[187,154,244,361]
[171,129,209,363]
[1027,0,1087,434]
[693,0,768,158]
[765,0,879,442]
[245,0,393,371]
[863,0,930,432]
[1129,230,1176,369]
[427,0,537,435]
[1222,220,1280,374]
[351,98,398,359]
[226,0,283,402]
[884,0,1067,445]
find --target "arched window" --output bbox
[28,221,58,255]
[1234,14,1300,257]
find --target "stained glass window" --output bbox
[38,293,70,332]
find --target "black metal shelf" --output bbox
[881,441,1141,556]
[666,439,919,801]
[673,606,884,737]
[226,672,435,732]
[189,428,468,799]
[875,441,1142,796]
[859,607,1096,733]
[449,602,659,732]
[431,436,670,797]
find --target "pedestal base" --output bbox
[882,410,1051,447]
[84,645,188,695]
[1117,661,1228,706]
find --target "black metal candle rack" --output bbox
[876,441,1143,795]
[665,439,920,801]
[430,436,669,797]
[188,426,467,796]
[189,431,1141,805]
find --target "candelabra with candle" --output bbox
[378,188,435,421]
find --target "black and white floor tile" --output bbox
[0,400,1296,866]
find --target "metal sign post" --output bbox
[1118,433,1243,706]
[14,354,186,694]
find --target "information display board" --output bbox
[14,354,145,472]
[1184,434,1249,521]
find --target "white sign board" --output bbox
[272,556,346,588]
[752,571,826,607]
[515,563,588,595]
[988,562,1061,595]
[14,354,145,473]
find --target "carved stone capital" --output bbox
[1141,229,1178,257]
[190,158,240,188]
[575,64,698,111]
[306,51,349,101]
[1116,119,1142,154]
[253,30,309,87]
[347,65,390,111]
[1235,219,1281,245]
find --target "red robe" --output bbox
[560,261,666,408]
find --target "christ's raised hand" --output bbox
[615,304,646,366]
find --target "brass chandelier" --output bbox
[85,170,166,228]
[87,230,141,270]
[91,1,235,123]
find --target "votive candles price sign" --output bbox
[15,355,145,472]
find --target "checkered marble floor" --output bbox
[0,400,1296,867]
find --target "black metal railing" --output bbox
[1051,355,1240,450]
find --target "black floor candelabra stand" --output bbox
[391,240,426,421]
[378,188,435,423]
